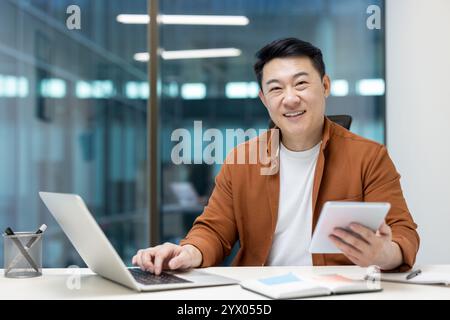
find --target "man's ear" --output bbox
[322,74,331,98]
[259,90,269,110]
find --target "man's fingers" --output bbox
[142,249,156,272]
[168,250,191,270]
[153,246,175,275]
[330,235,369,266]
[332,228,369,252]
[135,249,145,270]
[168,256,181,270]
[133,248,156,271]
[349,223,376,244]
[132,244,189,275]
[378,222,392,236]
[329,234,362,257]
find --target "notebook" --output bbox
[370,272,450,285]
[240,273,382,299]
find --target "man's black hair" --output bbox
[254,37,326,88]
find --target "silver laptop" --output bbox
[39,192,238,292]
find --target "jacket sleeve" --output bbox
[363,145,420,272]
[179,153,238,267]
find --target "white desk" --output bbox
[1,265,449,300]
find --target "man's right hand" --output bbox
[132,243,202,275]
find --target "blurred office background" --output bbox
[0,0,387,267]
[0,0,149,267]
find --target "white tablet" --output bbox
[309,201,390,254]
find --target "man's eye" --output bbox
[270,87,281,92]
[296,81,307,86]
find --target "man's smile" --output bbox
[283,110,306,118]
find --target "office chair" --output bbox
[327,114,352,130]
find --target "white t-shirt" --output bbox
[266,141,321,266]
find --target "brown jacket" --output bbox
[180,117,419,272]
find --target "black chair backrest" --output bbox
[327,115,352,130]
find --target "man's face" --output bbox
[259,56,330,141]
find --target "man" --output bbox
[133,38,419,275]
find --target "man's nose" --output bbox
[282,88,300,108]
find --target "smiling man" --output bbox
[133,38,419,274]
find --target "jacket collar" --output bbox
[265,116,333,160]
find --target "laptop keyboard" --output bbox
[129,268,191,285]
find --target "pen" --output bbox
[406,269,422,280]
[24,224,47,249]
[5,224,47,274]
[4,227,40,273]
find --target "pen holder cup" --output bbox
[3,232,42,278]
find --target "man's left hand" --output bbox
[329,222,403,270]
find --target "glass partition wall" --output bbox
[0,0,149,267]
[0,0,384,267]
